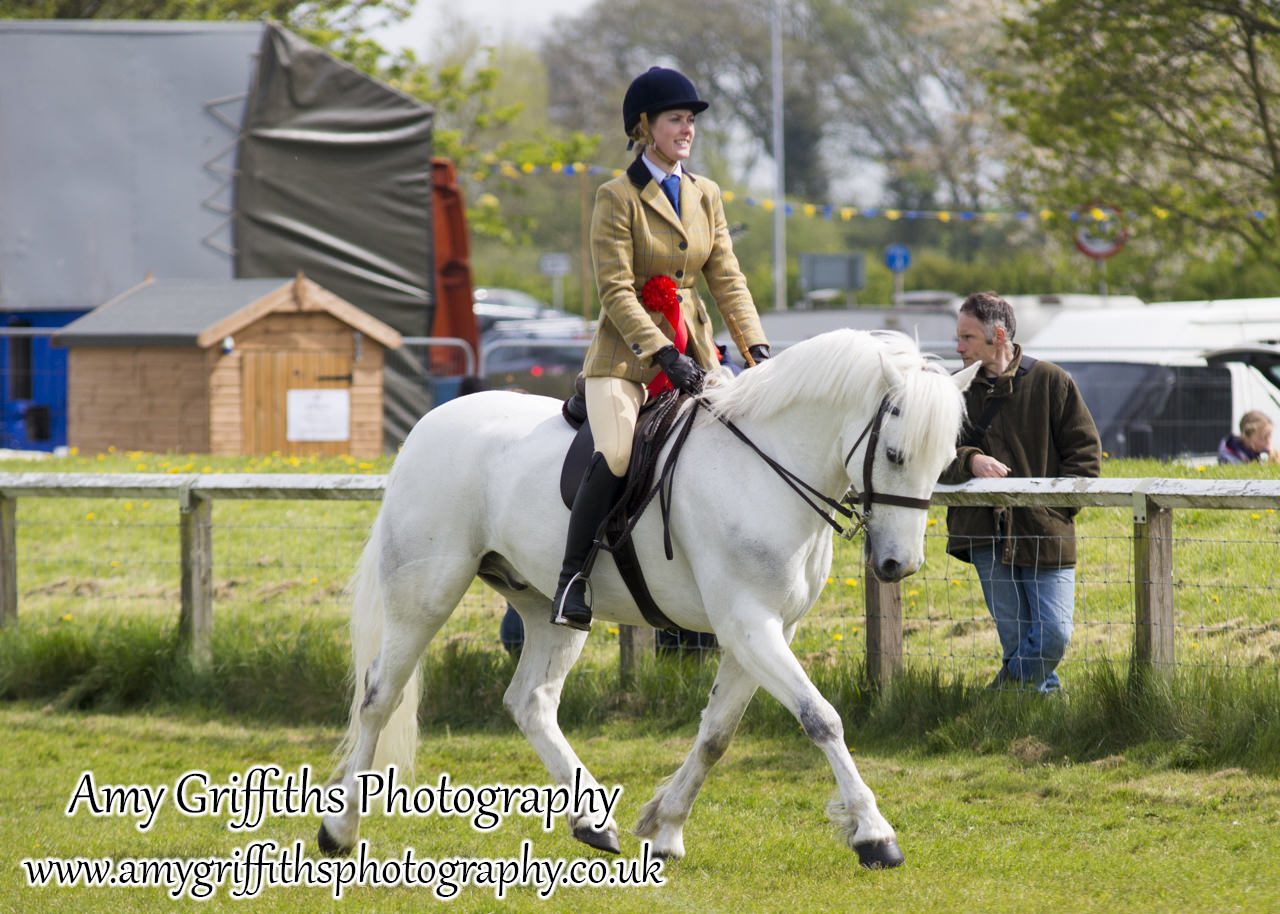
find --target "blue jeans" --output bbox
[969,545,1075,692]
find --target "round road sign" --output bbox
[1073,203,1128,260]
[884,243,911,274]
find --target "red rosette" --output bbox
[641,275,680,314]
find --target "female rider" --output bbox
[552,66,772,631]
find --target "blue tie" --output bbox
[661,174,680,216]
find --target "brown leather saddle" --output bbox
[558,382,691,633]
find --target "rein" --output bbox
[702,393,931,541]
[598,388,934,571]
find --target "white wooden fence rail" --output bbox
[2,473,1279,682]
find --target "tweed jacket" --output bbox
[584,155,768,383]
[940,345,1101,569]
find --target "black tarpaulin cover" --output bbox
[234,23,434,448]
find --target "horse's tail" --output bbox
[333,518,420,780]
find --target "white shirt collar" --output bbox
[641,153,683,185]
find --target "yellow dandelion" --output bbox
[1197,465,1206,472]
[61,613,72,621]
[844,577,858,587]
[309,577,318,585]
[1252,513,1262,520]
[926,519,937,527]
[85,512,95,520]
[110,561,118,567]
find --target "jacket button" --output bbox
[679,241,688,251]
[675,269,684,278]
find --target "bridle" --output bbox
[698,393,933,541]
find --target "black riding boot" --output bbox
[551,453,626,631]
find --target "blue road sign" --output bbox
[884,243,911,274]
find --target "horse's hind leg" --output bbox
[716,613,904,869]
[502,606,620,853]
[318,553,475,856]
[635,650,758,859]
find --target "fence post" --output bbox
[864,558,903,688]
[1133,496,1175,669]
[0,495,15,626]
[618,623,637,687]
[179,491,213,667]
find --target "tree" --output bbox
[540,0,1006,213]
[996,0,1280,268]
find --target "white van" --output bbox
[1026,298,1280,459]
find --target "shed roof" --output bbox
[54,274,402,349]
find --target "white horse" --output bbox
[319,329,979,868]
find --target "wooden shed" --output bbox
[55,274,402,457]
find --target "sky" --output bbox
[374,0,596,54]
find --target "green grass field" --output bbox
[3,702,1278,913]
[2,450,1280,910]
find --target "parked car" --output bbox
[473,287,591,392]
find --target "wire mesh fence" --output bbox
[3,474,1280,686]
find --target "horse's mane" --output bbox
[703,329,966,467]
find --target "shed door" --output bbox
[242,351,352,456]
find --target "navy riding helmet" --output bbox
[622,67,708,138]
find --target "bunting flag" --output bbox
[466,158,1273,224]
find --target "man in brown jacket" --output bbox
[940,292,1101,691]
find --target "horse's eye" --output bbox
[886,404,902,417]
[886,447,906,466]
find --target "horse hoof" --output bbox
[317,823,352,857]
[856,839,905,869]
[573,823,621,854]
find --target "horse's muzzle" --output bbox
[870,555,919,583]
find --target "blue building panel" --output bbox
[1,312,82,451]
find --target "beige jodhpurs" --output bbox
[585,376,646,477]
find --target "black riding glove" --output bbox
[655,345,705,395]
[748,344,771,365]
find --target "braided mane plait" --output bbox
[703,329,965,470]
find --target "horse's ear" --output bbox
[953,361,982,391]
[879,352,906,391]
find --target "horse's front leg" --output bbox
[716,613,905,869]
[503,607,620,853]
[635,648,759,859]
